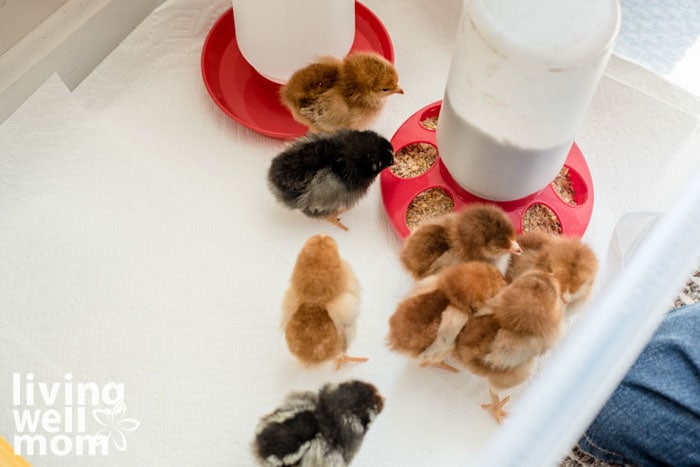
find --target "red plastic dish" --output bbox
[381,101,595,238]
[201,2,395,139]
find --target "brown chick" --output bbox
[280,52,403,133]
[400,204,522,280]
[505,231,557,281]
[282,234,367,370]
[506,232,598,313]
[455,269,564,423]
[388,262,506,372]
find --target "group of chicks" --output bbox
[255,206,597,465]
[268,51,402,231]
[254,51,401,466]
[253,50,598,465]
[255,233,380,467]
[390,204,598,422]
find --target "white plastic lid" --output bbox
[473,0,621,68]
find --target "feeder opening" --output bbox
[390,143,438,179]
[552,166,577,206]
[405,187,454,231]
[522,203,562,235]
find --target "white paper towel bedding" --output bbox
[1,0,700,465]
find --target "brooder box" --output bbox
[1,0,699,466]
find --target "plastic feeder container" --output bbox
[438,0,620,201]
[231,0,355,84]
[380,101,594,238]
[202,2,394,139]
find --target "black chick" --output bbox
[267,130,394,231]
[253,380,385,466]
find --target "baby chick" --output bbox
[506,232,598,312]
[388,262,506,372]
[282,234,367,370]
[400,204,522,279]
[455,269,564,423]
[503,231,552,283]
[268,129,394,231]
[280,52,403,133]
[253,380,385,466]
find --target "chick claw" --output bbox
[419,360,460,373]
[335,353,368,370]
[323,215,349,232]
[481,390,510,424]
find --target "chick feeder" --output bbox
[382,0,619,239]
[380,101,594,238]
[201,1,394,139]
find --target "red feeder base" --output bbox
[380,101,594,238]
[201,1,395,139]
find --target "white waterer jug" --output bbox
[232,0,356,84]
[437,0,621,201]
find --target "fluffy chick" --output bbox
[268,129,394,231]
[253,380,384,466]
[506,232,598,312]
[503,231,552,284]
[280,52,403,133]
[455,269,564,423]
[282,234,367,370]
[400,203,522,279]
[388,262,506,372]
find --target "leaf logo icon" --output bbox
[92,400,140,452]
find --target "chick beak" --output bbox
[319,233,328,239]
[509,241,523,255]
[393,87,404,95]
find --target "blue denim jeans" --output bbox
[578,303,700,466]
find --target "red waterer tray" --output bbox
[380,101,594,238]
[201,1,395,139]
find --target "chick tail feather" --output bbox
[253,406,318,466]
[401,223,451,278]
[285,304,342,365]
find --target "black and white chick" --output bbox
[253,380,385,466]
[267,129,394,231]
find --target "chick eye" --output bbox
[381,88,390,92]
[372,163,378,171]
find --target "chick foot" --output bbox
[323,215,349,231]
[481,389,510,424]
[335,353,368,370]
[419,360,460,373]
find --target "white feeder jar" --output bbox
[232,0,356,84]
[437,0,621,201]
